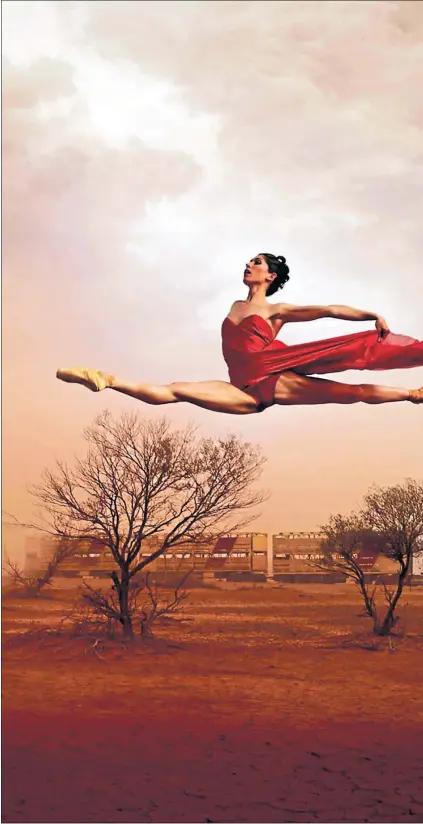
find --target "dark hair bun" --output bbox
[261,252,290,297]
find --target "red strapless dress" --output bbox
[221,315,423,411]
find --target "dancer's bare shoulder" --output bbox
[226,300,247,321]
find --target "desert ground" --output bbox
[2,581,423,824]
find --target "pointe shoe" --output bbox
[56,367,114,392]
[408,387,423,404]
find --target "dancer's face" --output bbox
[243,254,276,291]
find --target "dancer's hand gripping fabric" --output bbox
[375,316,390,342]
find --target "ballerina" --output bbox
[57,253,423,414]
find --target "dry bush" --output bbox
[77,571,191,641]
[2,538,76,597]
[3,573,191,659]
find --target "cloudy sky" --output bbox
[3,0,423,557]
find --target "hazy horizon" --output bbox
[3,0,423,561]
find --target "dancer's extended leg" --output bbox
[274,371,423,405]
[112,377,260,414]
[56,368,259,415]
[56,367,423,410]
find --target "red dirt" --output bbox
[2,583,423,823]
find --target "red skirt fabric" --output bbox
[243,375,281,412]
[221,314,423,412]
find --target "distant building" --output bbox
[22,530,421,581]
[48,533,268,577]
[273,531,324,574]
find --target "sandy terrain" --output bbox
[2,582,423,823]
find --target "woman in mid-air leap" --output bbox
[57,254,423,413]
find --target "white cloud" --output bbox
[2,0,86,66]
[68,52,221,162]
[3,0,423,345]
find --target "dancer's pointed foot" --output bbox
[56,367,115,392]
[408,386,423,404]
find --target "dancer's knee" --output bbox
[169,381,192,401]
[333,384,367,404]
[356,384,380,404]
[344,384,367,403]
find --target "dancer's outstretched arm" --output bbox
[276,303,390,338]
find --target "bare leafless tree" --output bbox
[30,411,266,638]
[314,514,385,625]
[316,479,423,636]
